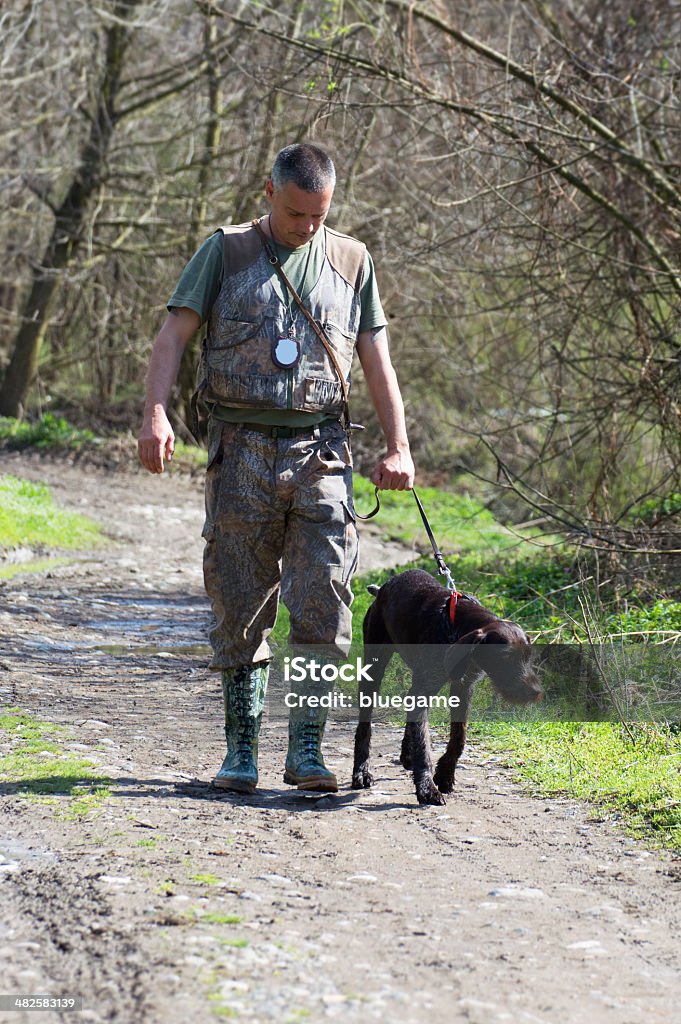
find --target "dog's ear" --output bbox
[481,624,529,646]
[457,628,487,645]
[444,628,485,677]
[479,627,510,646]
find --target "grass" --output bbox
[0,708,111,818]
[0,414,96,451]
[195,912,242,925]
[474,721,681,853]
[0,475,101,552]
[190,872,222,886]
[171,439,208,471]
[0,557,71,580]
[352,472,548,554]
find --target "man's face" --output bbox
[265,179,334,248]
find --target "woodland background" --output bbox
[1,0,680,585]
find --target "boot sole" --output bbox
[212,776,257,794]
[283,770,338,792]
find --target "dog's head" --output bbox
[444,621,543,704]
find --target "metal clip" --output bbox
[441,567,457,593]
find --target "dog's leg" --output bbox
[399,727,412,770]
[434,682,473,794]
[405,715,445,805]
[403,672,446,805]
[352,634,392,790]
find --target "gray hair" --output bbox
[271,143,336,193]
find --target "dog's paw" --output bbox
[433,765,455,794]
[416,781,447,806]
[351,765,374,789]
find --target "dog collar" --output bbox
[448,591,464,624]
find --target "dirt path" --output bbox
[1,452,680,1024]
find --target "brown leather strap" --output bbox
[252,219,351,427]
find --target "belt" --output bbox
[237,418,339,439]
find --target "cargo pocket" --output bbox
[317,427,353,472]
[202,421,226,539]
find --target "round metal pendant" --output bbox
[272,336,301,368]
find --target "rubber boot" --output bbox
[213,664,268,793]
[284,699,338,792]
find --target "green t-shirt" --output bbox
[168,225,387,427]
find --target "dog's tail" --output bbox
[367,584,380,596]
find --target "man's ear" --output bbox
[265,178,274,199]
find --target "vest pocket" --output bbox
[208,317,263,349]
[302,377,344,410]
[323,319,356,355]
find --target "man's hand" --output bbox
[370,447,415,490]
[138,405,175,474]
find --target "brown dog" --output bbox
[351,569,542,805]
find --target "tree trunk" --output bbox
[0,1,138,417]
[177,9,224,434]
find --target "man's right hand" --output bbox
[138,406,175,474]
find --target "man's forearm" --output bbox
[357,327,411,453]
[366,360,411,454]
[142,332,186,421]
[141,308,201,423]
[356,326,414,489]
[138,307,200,474]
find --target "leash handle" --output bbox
[412,487,458,592]
[355,485,381,521]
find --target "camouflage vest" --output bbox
[201,221,366,415]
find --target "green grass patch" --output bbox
[0,474,101,552]
[0,707,111,817]
[0,557,71,581]
[352,473,549,554]
[190,911,242,925]
[190,872,222,886]
[171,439,208,471]
[474,721,681,852]
[199,912,242,925]
[0,414,96,451]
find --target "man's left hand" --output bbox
[370,449,415,490]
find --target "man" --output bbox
[138,143,414,794]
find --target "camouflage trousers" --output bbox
[202,419,359,669]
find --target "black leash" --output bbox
[354,485,381,521]
[411,487,457,591]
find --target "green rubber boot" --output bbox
[213,664,268,794]
[284,699,338,792]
